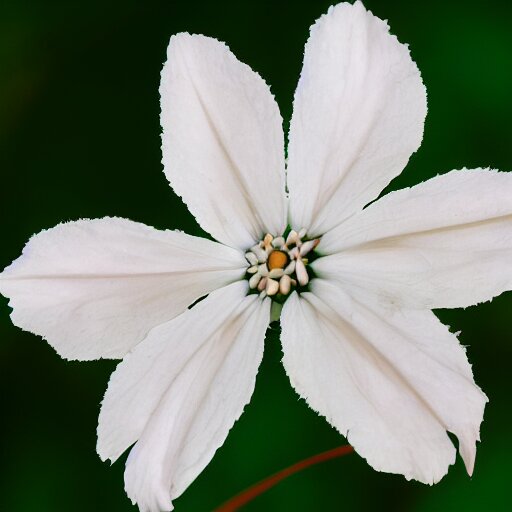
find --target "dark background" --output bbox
[1,0,511,510]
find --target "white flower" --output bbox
[0,2,510,511]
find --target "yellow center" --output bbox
[267,250,288,270]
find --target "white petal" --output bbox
[287,1,426,235]
[97,282,270,512]
[0,218,246,360]
[317,169,512,309]
[160,33,287,249]
[280,280,487,484]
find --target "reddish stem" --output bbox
[214,445,354,512]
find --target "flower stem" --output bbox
[270,301,283,322]
[213,445,354,512]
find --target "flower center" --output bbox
[267,250,289,270]
[245,229,320,300]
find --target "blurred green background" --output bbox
[0,0,511,510]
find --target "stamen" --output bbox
[265,278,279,296]
[257,263,268,277]
[271,236,285,248]
[251,245,268,263]
[249,273,261,289]
[295,258,309,286]
[289,246,299,259]
[299,239,320,257]
[268,268,284,279]
[286,230,298,246]
[245,252,258,266]
[279,274,291,295]
[284,260,296,275]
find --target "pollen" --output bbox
[268,250,288,270]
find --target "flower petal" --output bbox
[97,281,270,512]
[316,169,512,309]
[160,33,287,249]
[280,279,487,484]
[0,217,246,360]
[287,1,426,235]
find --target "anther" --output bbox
[272,236,285,248]
[289,247,300,260]
[286,230,298,246]
[251,245,268,263]
[284,260,296,275]
[268,268,284,279]
[257,263,268,277]
[245,252,258,266]
[300,239,320,257]
[266,278,279,296]
[279,274,291,295]
[249,273,261,289]
[295,258,309,286]
[263,233,273,248]
[257,277,267,292]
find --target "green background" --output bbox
[1,0,511,510]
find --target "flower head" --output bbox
[1,2,511,511]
